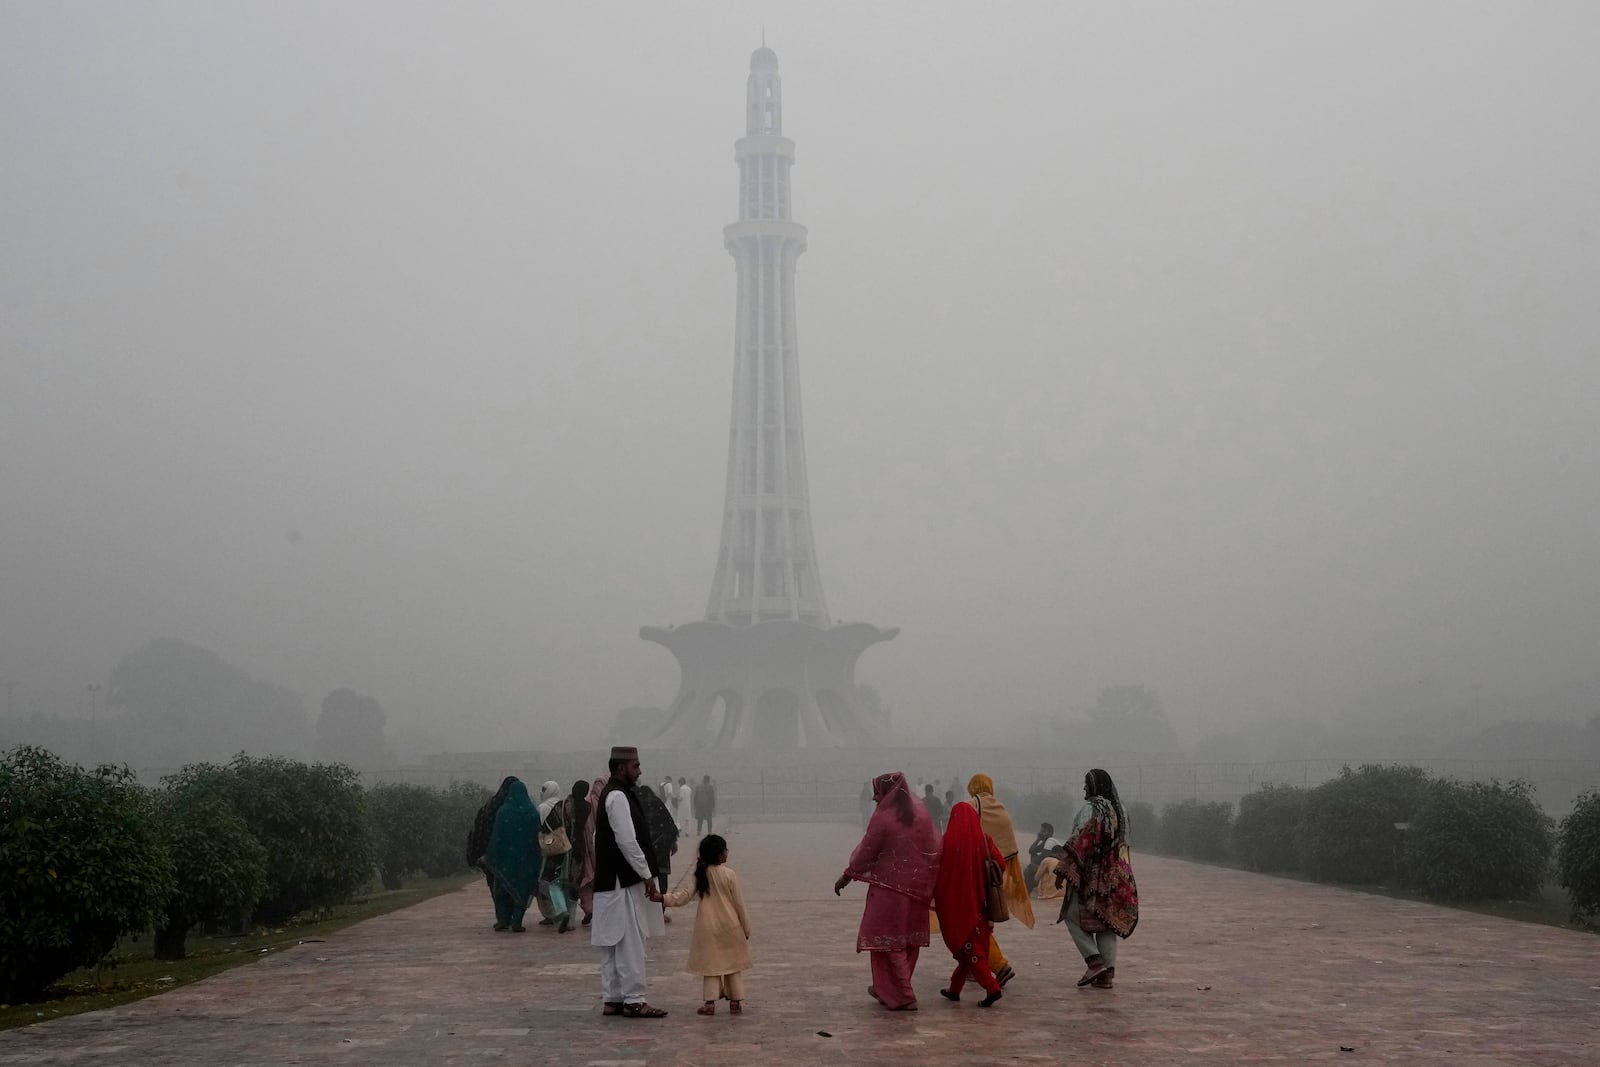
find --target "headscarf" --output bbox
[536,780,562,820]
[967,772,1036,928]
[846,771,941,905]
[578,775,606,914]
[484,779,541,906]
[466,775,518,866]
[933,801,1003,957]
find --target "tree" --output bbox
[153,764,269,959]
[0,746,175,1001]
[1408,779,1552,902]
[1558,790,1600,922]
[106,638,309,762]
[317,688,388,769]
[1080,685,1184,760]
[1296,764,1431,884]
[219,754,378,923]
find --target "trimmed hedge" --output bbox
[1233,784,1308,872]
[1158,798,1233,860]
[1407,778,1552,902]
[369,783,447,890]
[1296,764,1430,885]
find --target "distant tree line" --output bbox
[1021,764,1600,921]
[0,744,491,1003]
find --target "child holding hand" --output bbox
[663,834,752,1015]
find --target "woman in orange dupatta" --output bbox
[933,802,1006,1006]
[965,773,1035,988]
[834,771,941,1011]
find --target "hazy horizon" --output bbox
[3,2,1598,755]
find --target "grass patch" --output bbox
[0,873,474,1032]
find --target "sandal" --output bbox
[696,1002,715,1016]
[601,1002,623,1016]
[621,1003,669,1019]
[1092,966,1115,989]
[729,1000,742,1014]
[1077,956,1107,987]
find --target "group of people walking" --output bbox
[836,768,1139,1009]
[468,749,1137,1019]
[466,748,743,1018]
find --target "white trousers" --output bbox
[598,920,648,1004]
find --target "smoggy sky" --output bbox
[3,1,1597,749]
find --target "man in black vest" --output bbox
[590,744,666,1017]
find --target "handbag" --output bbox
[538,822,572,857]
[983,854,1010,924]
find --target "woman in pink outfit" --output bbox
[833,771,941,1011]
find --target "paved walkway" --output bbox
[2,819,1597,1065]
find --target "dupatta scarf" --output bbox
[933,802,1003,957]
[846,771,941,905]
[1058,795,1139,937]
[577,775,606,914]
[966,773,1036,928]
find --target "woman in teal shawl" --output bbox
[485,778,542,932]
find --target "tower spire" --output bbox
[639,50,896,748]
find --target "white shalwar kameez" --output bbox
[591,789,665,1005]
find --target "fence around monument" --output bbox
[351,751,1600,820]
[121,753,1599,818]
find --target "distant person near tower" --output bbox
[591,745,667,1017]
[693,774,717,833]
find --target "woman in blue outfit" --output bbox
[484,779,542,932]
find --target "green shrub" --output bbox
[425,780,493,878]
[369,783,447,889]
[1233,784,1308,872]
[1407,778,1552,902]
[0,745,175,1001]
[1123,799,1156,848]
[153,764,269,959]
[1297,764,1431,884]
[1557,790,1600,921]
[1159,798,1232,860]
[219,755,378,923]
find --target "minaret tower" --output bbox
[705,45,829,627]
[640,46,896,748]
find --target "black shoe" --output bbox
[939,989,959,1002]
[979,990,1002,1008]
[493,923,508,932]
[996,964,1015,987]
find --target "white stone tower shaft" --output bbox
[705,46,830,627]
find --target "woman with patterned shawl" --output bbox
[933,802,1007,1006]
[965,773,1035,988]
[1053,767,1139,989]
[484,779,542,932]
[833,771,941,1011]
[578,775,607,926]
